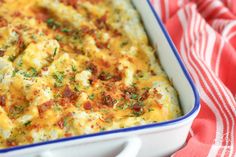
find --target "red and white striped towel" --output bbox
[150,0,236,156]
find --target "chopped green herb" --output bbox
[88,94,95,100]
[9,104,28,118]
[46,18,61,29]
[54,81,63,88]
[46,18,54,25]
[61,28,71,33]
[116,105,123,110]
[22,72,30,77]
[148,108,154,112]
[12,69,18,77]
[24,121,31,126]
[132,110,143,117]
[69,76,75,82]
[74,85,80,91]
[100,127,106,131]
[29,67,37,77]
[53,71,64,87]
[55,35,62,41]
[22,68,38,78]
[142,87,151,90]
[53,104,61,112]
[8,55,16,62]
[31,34,37,40]
[75,103,81,108]
[71,65,77,72]
[17,59,23,67]
[123,103,130,110]
[53,71,64,83]
[100,109,109,114]
[53,47,57,57]
[25,84,31,89]
[120,41,128,47]
[130,93,138,100]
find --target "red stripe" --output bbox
[160,0,166,22]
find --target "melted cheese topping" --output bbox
[0,0,181,148]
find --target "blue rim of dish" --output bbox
[0,0,200,153]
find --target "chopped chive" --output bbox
[61,28,70,33]
[53,47,57,57]
[88,94,95,100]
[120,41,128,47]
[24,121,31,126]
[55,35,62,41]
[71,65,77,72]
[148,108,154,112]
[8,55,16,62]
[53,71,64,83]
[130,93,138,100]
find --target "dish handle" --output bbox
[38,137,142,157]
[116,137,142,157]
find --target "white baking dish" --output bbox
[0,1,200,157]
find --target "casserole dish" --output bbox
[0,0,200,156]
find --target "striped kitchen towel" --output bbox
[150,0,236,156]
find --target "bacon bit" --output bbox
[57,119,64,129]
[6,140,17,147]
[113,29,122,37]
[122,87,137,100]
[124,87,137,94]
[140,90,149,101]
[64,133,72,137]
[34,8,50,22]
[59,98,70,106]
[80,26,95,36]
[95,13,107,29]
[17,34,24,49]
[99,14,107,24]
[11,11,22,17]
[95,40,108,49]
[74,49,83,55]
[98,71,112,81]
[0,50,4,57]
[43,29,49,35]
[155,100,163,109]
[38,100,54,116]
[101,93,116,107]
[0,16,7,27]
[60,0,78,8]
[14,25,26,33]
[83,101,92,110]
[122,93,130,100]
[87,62,97,74]
[0,95,6,107]
[42,67,48,71]
[99,59,110,68]
[153,88,162,99]
[27,124,40,130]
[89,76,98,86]
[62,85,78,101]
[112,73,122,82]
[150,70,156,76]
[132,103,142,112]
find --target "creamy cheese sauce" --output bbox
[0,0,181,148]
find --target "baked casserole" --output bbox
[0,0,181,148]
